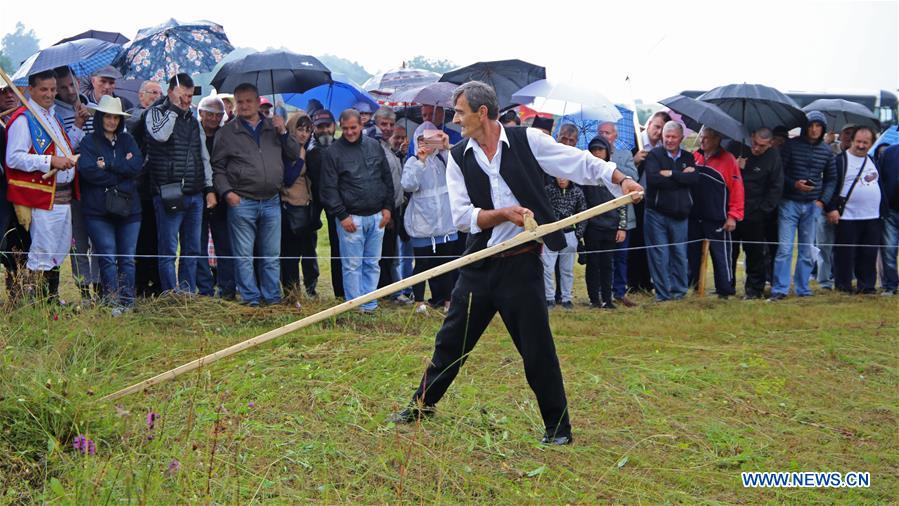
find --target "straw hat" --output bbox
[90,95,131,117]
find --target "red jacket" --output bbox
[694,148,744,221]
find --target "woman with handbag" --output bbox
[824,126,886,294]
[77,95,144,314]
[280,111,320,298]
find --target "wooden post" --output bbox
[696,239,710,297]
[101,192,642,401]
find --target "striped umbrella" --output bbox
[362,67,440,97]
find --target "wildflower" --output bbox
[72,435,96,456]
[248,401,255,409]
[146,411,159,430]
[165,459,181,477]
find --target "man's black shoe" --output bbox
[540,432,573,445]
[388,406,435,424]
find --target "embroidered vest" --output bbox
[4,106,78,210]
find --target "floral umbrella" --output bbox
[114,18,234,81]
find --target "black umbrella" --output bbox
[439,59,545,110]
[802,98,880,131]
[210,50,331,95]
[698,83,806,134]
[659,95,750,145]
[56,30,130,46]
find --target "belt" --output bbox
[494,242,542,258]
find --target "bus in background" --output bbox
[680,89,898,130]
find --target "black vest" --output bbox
[145,100,205,195]
[450,126,565,254]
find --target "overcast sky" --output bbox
[3,0,896,103]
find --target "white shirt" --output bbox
[840,152,881,220]
[446,124,619,246]
[5,98,75,185]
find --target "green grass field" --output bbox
[1,254,897,504]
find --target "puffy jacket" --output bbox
[879,144,899,212]
[401,152,456,240]
[76,126,144,218]
[211,115,300,201]
[740,147,783,220]
[643,147,698,219]
[320,134,394,220]
[780,135,837,204]
[144,97,211,195]
[693,148,744,221]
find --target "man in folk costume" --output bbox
[4,70,78,301]
[389,82,644,445]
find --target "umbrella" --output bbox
[660,95,750,145]
[870,125,898,156]
[698,83,806,134]
[559,105,638,151]
[56,30,130,46]
[11,38,123,86]
[801,98,880,131]
[512,79,622,123]
[113,79,146,110]
[281,73,376,114]
[115,18,234,81]
[440,59,545,110]
[390,82,458,108]
[362,67,440,96]
[210,50,331,96]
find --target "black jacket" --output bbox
[643,147,698,219]
[320,135,394,220]
[741,147,783,220]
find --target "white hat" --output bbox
[90,95,131,117]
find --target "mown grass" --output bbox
[1,263,897,504]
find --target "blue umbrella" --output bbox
[281,73,376,114]
[558,105,637,151]
[56,30,130,46]
[115,18,234,81]
[11,38,122,86]
[870,125,898,156]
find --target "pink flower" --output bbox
[165,459,181,477]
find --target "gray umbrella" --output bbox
[698,83,806,134]
[659,95,750,145]
[390,82,458,107]
[802,98,880,131]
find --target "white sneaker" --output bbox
[415,303,428,314]
[394,294,414,305]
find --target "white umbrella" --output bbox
[512,79,622,122]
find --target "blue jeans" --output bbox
[84,215,141,307]
[644,208,688,301]
[881,209,899,292]
[613,234,629,298]
[335,213,385,310]
[815,208,835,289]
[773,200,818,296]
[396,236,414,296]
[228,195,282,305]
[153,193,204,293]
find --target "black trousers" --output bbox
[135,198,161,297]
[833,218,882,293]
[627,200,654,292]
[688,218,735,296]
[730,216,769,297]
[411,240,457,305]
[411,250,572,437]
[378,223,398,289]
[281,222,319,295]
[325,213,344,299]
[584,228,617,305]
